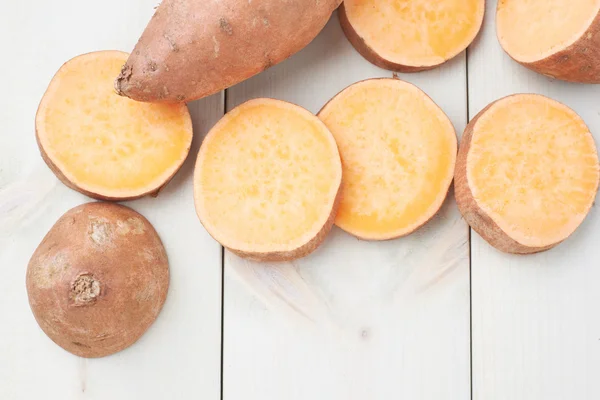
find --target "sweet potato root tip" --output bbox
[497,0,600,82]
[26,202,169,358]
[455,94,599,253]
[194,99,342,261]
[341,0,485,71]
[36,51,193,200]
[318,78,457,240]
[114,64,133,97]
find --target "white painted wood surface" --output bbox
[469,2,600,399]
[224,13,471,400]
[0,1,223,399]
[4,1,600,399]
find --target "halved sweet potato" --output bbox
[340,0,485,71]
[194,99,342,261]
[497,0,600,82]
[318,79,457,240]
[455,94,600,254]
[36,51,193,200]
[26,202,169,358]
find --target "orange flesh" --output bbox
[319,79,457,240]
[497,0,600,62]
[468,95,599,247]
[194,99,342,253]
[344,0,484,67]
[36,51,192,198]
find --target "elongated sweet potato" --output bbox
[26,202,169,358]
[115,0,342,103]
[455,94,600,254]
[318,79,457,240]
[340,0,485,71]
[36,51,193,200]
[194,99,342,261]
[497,0,600,82]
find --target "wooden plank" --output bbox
[468,2,600,399]
[224,13,471,400]
[0,1,223,399]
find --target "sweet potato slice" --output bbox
[455,94,600,254]
[318,79,457,240]
[340,0,485,71]
[36,51,193,200]
[497,0,600,82]
[27,202,169,358]
[194,99,342,261]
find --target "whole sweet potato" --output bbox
[115,0,342,103]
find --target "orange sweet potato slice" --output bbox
[497,0,600,82]
[455,94,600,253]
[340,0,485,71]
[194,99,342,261]
[36,51,193,200]
[318,79,457,240]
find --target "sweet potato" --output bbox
[194,99,342,261]
[340,0,485,71]
[36,51,193,201]
[115,0,342,103]
[318,79,457,240]
[497,0,600,82]
[26,202,169,358]
[455,94,600,254]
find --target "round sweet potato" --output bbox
[455,94,599,254]
[194,98,342,261]
[318,78,457,240]
[26,202,169,358]
[36,51,193,201]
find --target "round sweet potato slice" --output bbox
[455,94,600,254]
[318,79,457,240]
[26,202,169,358]
[194,99,342,261]
[36,51,193,200]
[340,0,485,71]
[497,0,600,82]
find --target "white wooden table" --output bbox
[0,1,598,399]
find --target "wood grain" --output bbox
[223,13,471,400]
[0,1,223,398]
[469,2,600,399]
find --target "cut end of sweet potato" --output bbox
[318,79,457,240]
[498,0,600,62]
[194,99,342,261]
[456,94,600,253]
[36,51,193,200]
[341,0,485,70]
[497,0,600,82]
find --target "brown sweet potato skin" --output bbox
[501,9,600,82]
[455,97,558,255]
[116,0,342,103]
[26,203,169,358]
